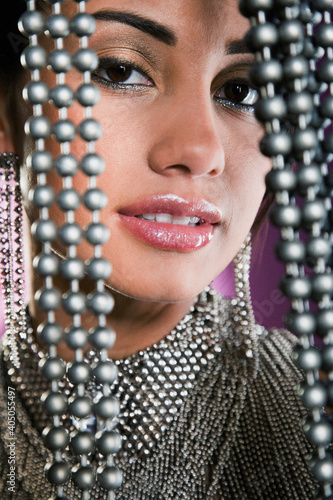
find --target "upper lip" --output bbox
[119,194,222,224]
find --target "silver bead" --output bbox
[79,119,102,142]
[65,326,88,349]
[265,169,297,192]
[71,431,94,455]
[36,287,61,311]
[55,154,79,177]
[260,132,292,157]
[280,275,311,299]
[69,396,92,418]
[95,430,121,455]
[62,291,86,315]
[255,96,287,122]
[33,253,59,277]
[87,291,114,315]
[301,200,326,225]
[322,345,333,371]
[92,360,118,385]
[45,14,69,38]
[42,391,67,416]
[293,128,318,156]
[76,84,100,107]
[298,381,327,409]
[81,153,105,176]
[90,326,116,349]
[28,150,53,173]
[43,426,70,451]
[94,395,119,419]
[287,91,314,116]
[297,164,323,190]
[292,345,322,371]
[85,223,110,245]
[304,417,333,446]
[49,85,74,108]
[312,273,333,300]
[83,188,108,211]
[245,24,278,50]
[57,189,81,212]
[72,48,99,72]
[18,10,44,36]
[40,356,66,381]
[70,13,96,37]
[239,0,274,17]
[318,60,333,83]
[25,116,51,139]
[310,454,333,483]
[270,205,301,228]
[317,309,333,337]
[37,322,63,346]
[21,45,47,70]
[59,257,84,280]
[97,465,123,491]
[52,119,76,143]
[67,361,92,385]
[250,60,283,86]
[31,185,55,208]
[23,81,49,105]
[58,223,83,246]
[45,461,70,486]
[48,49,72,73]
[275,240,305,263]
[72,465,95,491]
[86,258,112,280]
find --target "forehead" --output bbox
[64,0,250,47]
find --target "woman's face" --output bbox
[22,0,271,303]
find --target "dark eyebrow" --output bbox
[93,10,177,46]
[226,40,252,56]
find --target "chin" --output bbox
[106,270,215,304]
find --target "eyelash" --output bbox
[92,57,154,90]
[92,58,258,113]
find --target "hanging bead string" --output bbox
[18,0,122,497]
[0,153,26,370]
[239,0,333,497]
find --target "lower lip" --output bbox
[118,215,215,252]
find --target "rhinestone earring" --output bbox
[231,233,258,361]
[0,152,26,370]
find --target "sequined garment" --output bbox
[0,289,317,499]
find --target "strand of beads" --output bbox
[239,0,333,497]
[18,0,122,498]
[0,153,26,370]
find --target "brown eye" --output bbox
[105,64,132,83]
[224,82,250,102]
[214,80,258,110]
[93,59,153,88]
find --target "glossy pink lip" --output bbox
[118,194,221,252]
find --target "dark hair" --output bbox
[0,1,27,90]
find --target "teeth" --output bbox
[141,213,155,221]
[137,213,202,226]
[155,213,173,223]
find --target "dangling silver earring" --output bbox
[0,152,26,369]
[231,233,259,362]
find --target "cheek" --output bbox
[226,134,271,224]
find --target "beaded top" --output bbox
[0,288,317,499]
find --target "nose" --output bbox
[147,96,225,178]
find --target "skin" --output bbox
[0,0,271,359]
